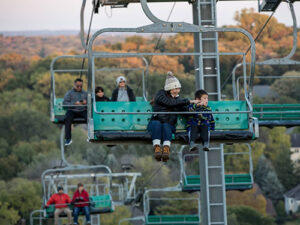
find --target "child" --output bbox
[95,86,109,102]
[187,89,215,151]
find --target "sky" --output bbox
[0,0,299,31]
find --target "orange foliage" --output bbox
[150,55,184,74]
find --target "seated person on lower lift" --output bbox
[72,183,91,225]
[187,89,215,152]
[95,86,109,102]
[46,186,72,225]
[63,78,87,146]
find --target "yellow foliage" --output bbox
[226,185,267,215]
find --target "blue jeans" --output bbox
[148,120,175,142]
[73,206,90,224]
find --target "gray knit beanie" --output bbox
[116,76,126,85]
[164,71,181,91]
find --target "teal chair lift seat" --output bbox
[182,174,253,192]
[92,100,254,144]
[52,98,86,124]
[253,104,300,127]
[45,194,113,218]
[52,97,146,124]
[146,215,200,225]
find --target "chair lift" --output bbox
[50,54,149,124]
[41,165,115,219]
[85,0,260,145]
[143,185,201,225]
[180,144,253,192]
[231,2,300,128]
[236,75,300,127]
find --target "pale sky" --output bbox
[0,0,299,31]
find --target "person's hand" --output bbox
[79,197,84,200]
[197,101,205,106]
[75,101,81,105]
[190,100,201,104]
[82,100,87,105]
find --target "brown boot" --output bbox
[162,145,170,162]
[154,145,162,161]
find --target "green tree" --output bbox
[0,178,42,222]
[227,205,276,225]
[274,149,300,190]
[0,201,20,225]
[254,155,285,203]
[259,127,291,163]
[270,71,300,103]
[100,206,131,225]
[0,108,58,146]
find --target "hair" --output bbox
[57,186,64,191]
[77,183,84,188]
[195,89,208,99]
[95,86,104,93]
[74,78,83,83]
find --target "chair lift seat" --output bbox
[91,100,255,144]
[45,194,113,218]
[253,104,300,127]
[146,214,200,225]
[182,174,253,192]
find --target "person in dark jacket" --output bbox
[95,86,109,102]
[72,183,90,225]
[148,72,200,162]
[46,186,72,225]
[63,78,87,146]
[187,89,215,152]
[111,76,136,102]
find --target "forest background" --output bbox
[1,8,300,225]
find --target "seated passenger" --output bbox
[187,89,215,152]
[147,72,199,162]
[111,76,136,102]
[72,183,91,225]
[46,186,72,225]
[95,86,109,102]
[63,78,87,146]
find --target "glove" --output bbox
[79,197,84,200]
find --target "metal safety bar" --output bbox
[118,216,145,225]
[143,185,200,221]
[179,144,253,187]
[224,144,253,185]
[30,210,44,225]
[91,53,251,116]
[85,0,256,142]
[41,165,112,206]
[50,54,150,121]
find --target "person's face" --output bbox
[119,80,126,88]
[78,186,84,192]
[74,81,83,92]
[96,90,104,98]
[170,88,181,97]
[58,189,64,194]
[199,94,209,106]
